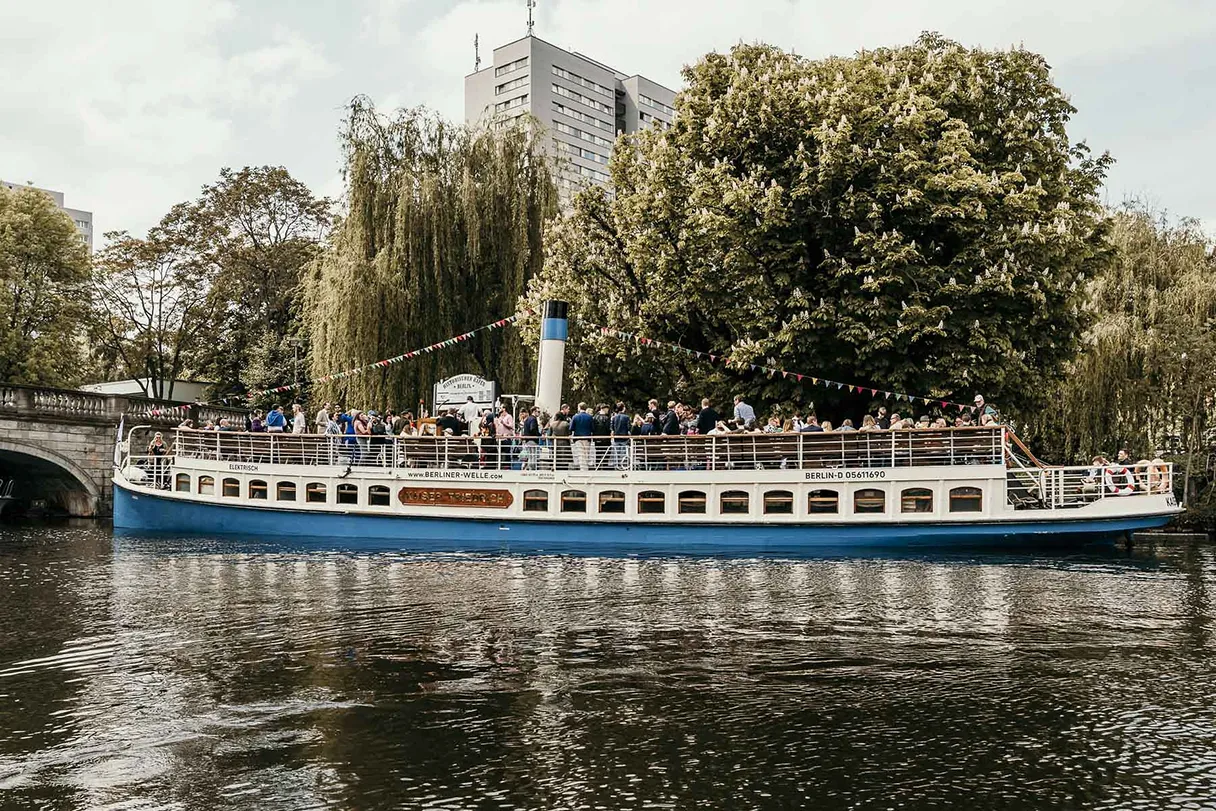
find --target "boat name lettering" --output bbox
[804,470,887,481]
[228,463,260,472]
[401,470,504,481]
[398,487,514,509]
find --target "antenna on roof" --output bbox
[526,0,536,35]
[474,33,480,71]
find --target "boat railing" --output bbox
[1007,462,1174,510]
[163,427,1007,472]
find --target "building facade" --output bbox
[464,35,677,200]
[1,180,94,251]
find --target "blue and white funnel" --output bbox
[534,300,568,417]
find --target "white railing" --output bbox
[1007,462,1174,510]
[162,427,1006,472]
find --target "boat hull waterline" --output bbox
[113,480,1172,553]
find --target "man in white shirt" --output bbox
[457,396,481,433]
[315,402,331,434]
[291,404,307,434]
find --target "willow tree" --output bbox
[529,34,1111,419]
[305,99,557,409]
[1023,205,1216,476]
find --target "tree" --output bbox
[186,167,331,398]
[1022,204,1216,506]
[90,214,215,400]
[0,184,91,386]
[529,34,1111,420]
[304,98,557,409]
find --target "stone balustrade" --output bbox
[0,383,246,427]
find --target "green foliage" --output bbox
[304,98,557,409]
[1022,204,1216,519]
[186,167,331,399]
[90,214,215,400]
[530,34,1112,419]
[0,184,91,386]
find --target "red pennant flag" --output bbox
[796,374,804,382]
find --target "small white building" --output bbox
[81,379,213,403]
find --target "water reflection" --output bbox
[1,526,1214,809]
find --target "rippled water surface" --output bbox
[2,526,1216,810]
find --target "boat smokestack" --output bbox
[535,300,568,417]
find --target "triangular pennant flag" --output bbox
[796,374,804,382]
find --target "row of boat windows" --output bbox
[523,487,982,515]
[176,475,982,515]
[178,475,390,506]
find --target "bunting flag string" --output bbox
[588,322,976,412]
[190,310,533,409]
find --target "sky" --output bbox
[2,0,1213,239]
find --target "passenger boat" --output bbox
[112,302,1181,552]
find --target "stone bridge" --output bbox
[0,384,245,517]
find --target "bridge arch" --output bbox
[0,438,102,517]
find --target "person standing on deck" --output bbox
[570,403,595,471]
[611,402,632,469]
[265,405,287,433]
[732,395,756,430]
[291,404,307,434]
[696,398,719,435]
[973,395,999,424]
[458,396,481,434]
[315,402,331,434]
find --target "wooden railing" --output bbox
[0,383,245,427]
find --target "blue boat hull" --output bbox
[112,483,1173,555]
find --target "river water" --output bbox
[1,525,1215,810]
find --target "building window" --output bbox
[599,490,626,514]
[197,475,214,495]
[524,489,549,512]
[553,139,610,165]
[552,83,611,114]
[306,483,326,503]
[638,490,665,514]
[764,490,794,515]
[678,490,707,514]
[639,94,676,116]
[551,65,613,96]
[552,100,614,132]
[553,120,613,148]
[854,488,886,514]
[175,473,191,493]
[277,481,297,501]
[900,488,934,513]
[495,75,528,94]
[249,480,268,500]
[949,487,983,513]
[222,477,240,497]
[494,93,529,113]
[808,489,839,514]
[337,483,358,505]
[561,489,586,513]
[495,56,528,77]
[720,490,750,514]
[369,485,391,506]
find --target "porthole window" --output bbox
[524,489,549,512]
[949,486,983,513]
[763,490,794,515]
[808,489,839,514]
[678,490,707,514]
[854,488,886,514]
[277,481,297,501]
[901,488,933,513]
[720,490,750,515]
[561,489,586,513]
[197,475,214,495]
[337,483,358,505]
[222,477,240,498]
[175,473,191,493]
[249,480,268,500]
[599,490,626,514]
[369,485,391,506]
[638,490,665,514]
[306,482,326,503]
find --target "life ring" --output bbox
[1104,465,1136,496]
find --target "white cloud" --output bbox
[2,0,1213,238]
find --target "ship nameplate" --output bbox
[398,487,514,509]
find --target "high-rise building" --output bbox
[1,180,94,251]
[464,35,677,200]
